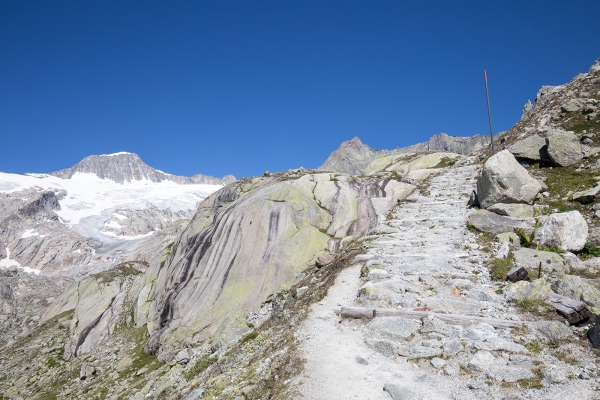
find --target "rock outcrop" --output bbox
[133,169,419,357]
[476,150,542,209]
[318,137,379,175]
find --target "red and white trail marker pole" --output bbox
[484,70,495,155]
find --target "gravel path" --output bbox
[297,160,597,399]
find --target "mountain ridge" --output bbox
[49,152,236,185]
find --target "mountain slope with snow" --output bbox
[0,153,229,276]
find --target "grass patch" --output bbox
[184,355,217,380]
[579,243,600,261]
[566,116,600,133]
[434,157,458,168]
[490,254,513,280]
[515,298,559,319]
[542,245,566,257]
[524,340,542,354]
[240,331,259,344]
[518,366,545,389]
[554,351,578,365]
[543,165,598,195]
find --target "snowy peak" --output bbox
[49,152,235,185]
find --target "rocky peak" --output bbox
[318,137,378,175]
[49,152,235,185]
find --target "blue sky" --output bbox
[1,1,599,178]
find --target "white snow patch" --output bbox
[21,229,40,238]
[104,220,122,229]
[0,246,38,274]
[73,249,82,254]
[21,266,41,275]
[100,152,133,157]
[0,171,222,225]
[113,213,127,220]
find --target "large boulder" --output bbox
[508,135,549,162]
[512,248,568,276]
[546,130,582,167]
[467,209,535,235]
[476,150,542,209]
[535,211,588,252]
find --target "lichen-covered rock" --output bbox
[487,203,535,218]
[476,150,542,209]
[508,134,549,161]
[137,172,412,357]
[468,209,535,235]
[505,278,552,302]
[495,232,521,248]
[535,211,588,251]
[546,130,582,167]
[512,248,567,276]
[551,274,600,309]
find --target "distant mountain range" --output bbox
[48,152,235,185]
[319,133,491,175]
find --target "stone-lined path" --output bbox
[297,159,596,399]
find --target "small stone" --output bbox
[355,356,369,365]
[468,350,495,371]
[383,383,416,400]
[548,369,567,383]
[430,357,447,369]
[176,349,191,365]
[116,357,133,373]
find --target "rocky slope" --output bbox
[318,134,490,175]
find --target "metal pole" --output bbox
[484,70,495,155]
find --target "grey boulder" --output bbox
[546,130,582,167]
[476,150,542,209]
[508,134,549,161]
[535,211,588,252]
[468,209,535,235]
[512,248,568,275]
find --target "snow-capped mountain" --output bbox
[49,152,235,185]
[0,153,232,277]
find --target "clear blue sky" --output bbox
[1,1,599,178]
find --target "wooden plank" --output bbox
[340,306,523,328]
[547,292,595,324]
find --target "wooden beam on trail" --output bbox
[548,293,595,325]
[340,306,524,329]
